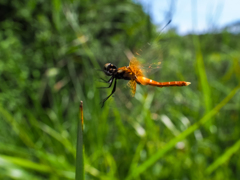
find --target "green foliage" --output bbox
[0,0,240,179]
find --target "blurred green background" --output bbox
[0,0,240,179]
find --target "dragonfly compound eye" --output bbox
[104,63,111,71]
[104,63,117,76]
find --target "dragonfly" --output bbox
[100,56,191,107]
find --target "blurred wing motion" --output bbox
[127,79,137,96]
[127,57,144,96]
[129,57,145,77]
[101,56,190,107]
[128,56,191,94]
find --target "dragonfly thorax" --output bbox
[104,63,118,76]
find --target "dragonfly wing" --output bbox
[129,57,145,77]
[127,79,137,96]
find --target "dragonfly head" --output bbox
[104,63,117,76]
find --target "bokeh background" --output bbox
[0,0,240,179]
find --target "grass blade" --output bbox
[0,154,75,179]
[206,139,240,174]
[193,35,212,114]
[75,101,84,180]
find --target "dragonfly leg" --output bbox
[101,78,117,107]
[98,77,114,89]
[99,77,113,83]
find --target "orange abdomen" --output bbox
[136,76,191,87]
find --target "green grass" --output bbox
[75,101,84,180]
[1,0,240,179]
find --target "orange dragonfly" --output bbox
[101,57,191,107]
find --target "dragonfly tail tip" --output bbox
[186,82,191,86]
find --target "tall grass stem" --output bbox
[75,101,84,180]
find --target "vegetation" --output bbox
[0,0,240,179]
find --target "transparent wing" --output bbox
[125,49,161,76]
[129,57,145,77]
